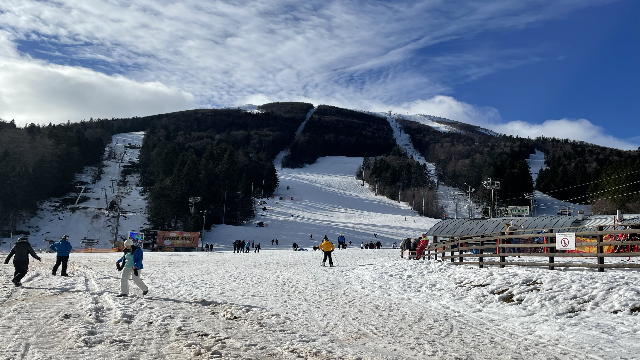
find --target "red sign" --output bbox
[157,231,199,248]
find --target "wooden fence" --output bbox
[424,223,640,272]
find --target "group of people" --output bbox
[232,240,261,253]
[4,235,149,297]
[203,244,214,251]
[360,240,382,249]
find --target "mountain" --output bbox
[2,102,639,241]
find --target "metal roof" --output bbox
[425,214,640,238]
[425,216,579,238]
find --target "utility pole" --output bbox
[262,179,265,199]
[375,178,378,196]
[482,178,500,219]
[422,192,426,216]
[464,183,475,219]
[362,167,365,186]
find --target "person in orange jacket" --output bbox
[318,235,335,267]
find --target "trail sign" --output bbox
[507,206,529,217]
[556,233,576,250]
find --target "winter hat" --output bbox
[17,236,29,242]
[62,235,69,240]
[124,239,134,246]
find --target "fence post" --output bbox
[479,240,484,269]
[431,236,437,261]
[499,232,506,268]
[548,229,555,270]
[459,237,464,263]
[597,226,604,272]
[450,240,455,263]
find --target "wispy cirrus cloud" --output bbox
[0,0,631,152]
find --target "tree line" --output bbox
[359,147,441,218]
[282,105,396,168]
[400,118,640,215]
[139,103,314,230]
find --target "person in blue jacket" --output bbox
[50,234,73,276]
[115,239,148,297]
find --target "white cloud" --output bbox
[0,0,616,111]
[493,119,640,151]
[376,95,639,151]
[0,32,196,126]
[0,0,632,153]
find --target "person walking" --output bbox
[318,235,335,267]
[115,239,148,297]
[50,234,73,276]
[4,236,42,287]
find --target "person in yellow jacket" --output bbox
[318,235,335,267]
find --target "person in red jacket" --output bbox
[415,234,430,260]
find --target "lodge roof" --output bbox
[424,214,640,238]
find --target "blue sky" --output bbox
[0,0,637,149]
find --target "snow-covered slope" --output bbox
[207,156,438,250]
[526,150,591,216]
[1,132,147,251]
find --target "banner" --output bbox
[157,231,199,248]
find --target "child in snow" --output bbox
[4,236,42,287]
[318,236,335,267]
[50,234,73,276]
[115,239,148,297]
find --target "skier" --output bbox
[115,239,148,297]
[318,235,335,267]
[245,241,250,253]
[292,242,299,251]
[337,234,345,249]
[255,243,261,253]
[50,234,73,276]
[4,236,42,287]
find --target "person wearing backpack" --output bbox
[115,239,148,297]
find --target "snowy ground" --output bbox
[2,249,639,359]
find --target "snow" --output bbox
[2,249,640,359]
[2,130,639,359]
[525,151,591,216]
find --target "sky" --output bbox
[0,0,638,150]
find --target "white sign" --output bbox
[555,233,575,250]
[507,206,530,216]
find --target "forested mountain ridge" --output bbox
[2,102,639,235]
[398,118,640,214]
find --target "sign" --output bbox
[507,206,530,217]
[555,233,576,250]
[157,231,199,248]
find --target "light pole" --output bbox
[262,179,265,199]
[525,192,535,217]
[482,178,500,219]
[223,190,227,224]
[464,183,475,219]
[200,210,208,250]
